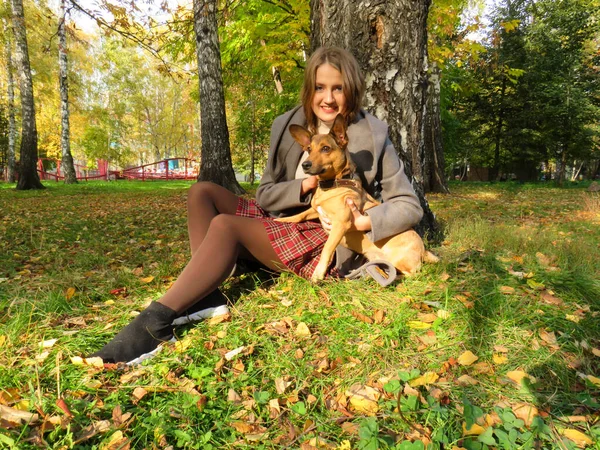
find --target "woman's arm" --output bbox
[364,138,423,242]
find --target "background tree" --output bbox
[193,0,243,193]
[58,0,77,183]
[11,0,43,189]
[2,13,17,182]
[310,0,439,236]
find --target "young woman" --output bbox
[90,47,423,364]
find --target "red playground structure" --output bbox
[35,158,198,181]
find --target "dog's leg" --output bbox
[311,221,350,282]
[276,208,319,223]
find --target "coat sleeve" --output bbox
[364,137,423,243]
[255,116,312,214]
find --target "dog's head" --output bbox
[289,114,355,180]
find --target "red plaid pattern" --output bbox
[236,197,332,279]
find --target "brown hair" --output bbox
[300,47,365,132]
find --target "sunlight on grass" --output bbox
[1,181,598,448]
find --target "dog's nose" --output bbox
[302,161,312,171]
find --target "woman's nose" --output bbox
[324,89,334,103]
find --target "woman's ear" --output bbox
[330,114,348,146]
[289,125,312,149]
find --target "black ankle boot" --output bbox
[90,301,178,364]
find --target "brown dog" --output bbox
[277,114,438,282]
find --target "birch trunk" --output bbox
[310,0,439,237]
[193,0,244,193]
[3,16,17,183]
[11,0,44,190]
[59,0,77,184]
[423,65,449,193]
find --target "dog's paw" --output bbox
[311,265,327,282]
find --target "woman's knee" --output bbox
[187,182,239,215]
[187,181,219,205]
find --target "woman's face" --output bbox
[311,63,346,126]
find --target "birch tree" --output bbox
[58,0,77,183]
[310,0,439,236]
[2,14,17,183]
[11,0,43,189]
[193,0,244,193]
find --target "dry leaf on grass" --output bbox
[295,322,311,337]
[131,387,148,404]
[506,370,536,386]
[410,372,439,387]
[407,320,432,330]
[351,311,373,324]
[493,353,508,365]
[512,403,538,427]
[457,350,478,366]
[0,404,39,427]
[562,428,593,447]
[275,377,292,395]
[456,375,478,386]
[345,384,380,416]
[539,329,558,346]
[499,286,515,294]
[100,430,129,450]
[462,422,486,436]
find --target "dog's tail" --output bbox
[423,251,440,264]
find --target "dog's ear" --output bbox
[330,114,348,147]
[289,125,312,149]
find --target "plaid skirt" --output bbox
[236,197,332,279]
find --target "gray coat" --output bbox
[256,106,423,273]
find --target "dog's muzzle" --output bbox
[302,161,312,172]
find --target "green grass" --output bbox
[1,180,599,449]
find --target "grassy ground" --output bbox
[0,180,598,449]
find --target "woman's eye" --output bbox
[335,86,343,92]
[315,86,323,91]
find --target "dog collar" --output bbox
[318,178,359,190]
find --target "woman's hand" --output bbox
[318,199,372,233]
[347,199,372,231]
[301,176,318,196]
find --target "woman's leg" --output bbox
[159,214,284,313]
[91,215,284,363]
[186,182,240,254]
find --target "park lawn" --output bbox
[0,180,599,449]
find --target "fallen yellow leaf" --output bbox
[493,353,508,365]
[462,422,486,436]
[499,286,515,294]
[457,350,478,366]
[140,276,155,284]
[512,403,538,427]
[345,384,380,416]
[456,375,478,386]
[295,322,311,337]
[566,314,581,323]
[407,320,431,330]
[562,428,593,447]
[592,348,600,357]
[410,372,439,387]
[65,287,76,300]
[586,375,600,387]
[506,370,535,386]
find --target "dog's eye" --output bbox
[321,146,330,153]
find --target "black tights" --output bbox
[158,182,284,314]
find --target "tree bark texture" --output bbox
[310,0,439,238]
[423,66,449,193]
[3,17,17,183]
[193,0,244,194]
[59,0,77,184]
[11,0,44,190]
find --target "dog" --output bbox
[276,114,438,282]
